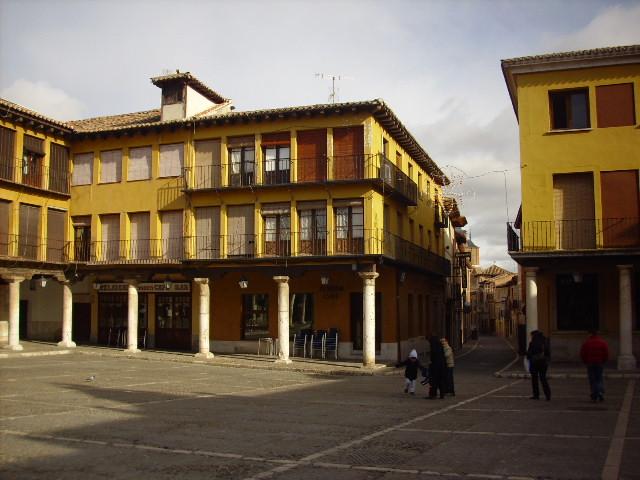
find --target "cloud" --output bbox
[0,79,85,120]
[544,3,640,51]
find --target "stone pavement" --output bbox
[1,336,638,479]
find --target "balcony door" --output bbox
[297,129,326,182]
[73,216,91,262]
[129,212,150,260]
[195,206,220,259]
[262,132,290,185]
[601,170,640,248]
[553,173,595,249]
[262,203,290,257]
[194,139,221,188]
[100,214,120,261]
[19,204,40,259]
[46,208,66,262]
[298,201,327,255]
[22,135,44,188]
[333,126,364,180]
[161,211,183,260]
[228,136,255,187]
[334,200,364,254]
[227,205,254,257]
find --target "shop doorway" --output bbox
[155,293,191,351]
[72,302,91,342]
[19,300,27,340]
[350,292,382,351]
[98,293,148,347]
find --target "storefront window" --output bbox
[242,294,269,339]
[290,293,313,337]
[157,294,191,329]
[556,274,598,331]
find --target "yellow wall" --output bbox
[516,64,640,225]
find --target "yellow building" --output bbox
[503,45,640,367]
[1,72,455,363]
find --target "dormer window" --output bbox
[162,85,184,105]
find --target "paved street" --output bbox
[0,337,638,480]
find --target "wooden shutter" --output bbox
[161,210,183,259]
[100,214,120,261]
[0,200,9,255]
[227,205,254,256]
[19,204,40,259]
[297,129,326,182]
[0,126,16,180]
[228,136,255,148]
[100,150,122,183]
[23,135,44,154]
[553,173,595,249]
[128,146,152,181]
[601,170,640,247]
[159,143,184,177]
[49,143,69,193]
[195,206,220,259]
[72,153,93,185]
[333,126,364,180]
[130,212,150,259]
[261,132,290,146]
[596,83,635,128]
[47,208,66,262]
[194,139,221,188]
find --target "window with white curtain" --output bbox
[128,146,151,181]
[72,153,93,186]
[159,143,183,177]
[100,150,122,183]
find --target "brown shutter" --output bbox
[23,135,44,154]
[261,132,290,146]
[227,205,254,256]
[47,208,66,262]
[596,83,636,128]
[49,143,70,193]
[0,126,16,180]
[333,125,364,180]
[552,173,595,249]
[297,129,326,182]
[0,200,9,255]
[194,139,221,188]
[19,204,40,259]
[227,136,255,148]
[601,170,640,247]
[195,206,220,259]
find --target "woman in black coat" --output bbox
[427,336,446,399]
[526,330,551,400]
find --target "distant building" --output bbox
[471,265,519,337]
[503,45,639,366]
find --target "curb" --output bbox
[494,371,640,379]
[0,349,72,359]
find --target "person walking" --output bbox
[526,330,551,401]
[580,330,609,402]
[395,349,427,395]
[441,338,455,396]
[426,336,446,399]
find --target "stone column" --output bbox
[359,271,380,368]
[525,268,539,339]
[617,265,636,370]
[194,278,213,359]
[273,276,291,364]
[57,280,76,348]
[125,280,140,353]
[4,277,23,351]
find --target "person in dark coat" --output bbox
[427,336,446,399]
[395,349,427,395]
[580,330,609,402]
[526,330,551,400]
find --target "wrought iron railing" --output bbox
[507,218,640,252]
[0,234,69,263]
[0,159,70,194]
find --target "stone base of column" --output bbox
[3,344,23,351]
[275,357,292,364]
[195,352,214,359]
[617,354,637,370]
[361,363,385,370]
[124,348,141,354]
[57,340,77,348]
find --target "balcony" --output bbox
[507,218,640,253]
[182,154,418,205]
[0,160,70,195]
[0,234,69,264]
[83,239,184,264]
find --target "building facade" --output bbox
[1,72,455,364]
[503,45,640,366]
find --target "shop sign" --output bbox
[95,282,191,293]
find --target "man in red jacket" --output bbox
[580,330,609,402]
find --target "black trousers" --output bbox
[445,367,455,394]
[429,365,446,398]
[530,360,551,399]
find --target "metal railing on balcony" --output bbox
[0,234,69,263]
[89,238,185,264]
[382,230,451,276]
[507,218,640,253]
[182,154,418,204]
[0,160,70,194]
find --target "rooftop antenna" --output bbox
[315,73,352,103]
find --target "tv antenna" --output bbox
[315,73,352,103]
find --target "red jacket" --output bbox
[580,336,609,365]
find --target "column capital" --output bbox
[273,276,289,284]
[358,271,380,281]
[124,279,139,287]
[525,267,539,276]
[2,275,24,283]
[194,278,210,285]
[616,264,633,272]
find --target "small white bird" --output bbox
[85,375,96,382]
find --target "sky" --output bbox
[1,0,639,270]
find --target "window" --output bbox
[161,210,183,259]
[263,145,290,185]
[49,144,69,193]
[22,135,44,188]
[0,126,16,180]
[227,205,255,257]
[418,173,423,198]
[263,203,290,257]
[159,143,183,177]
[73,216,91,262]
[129,212,150,260]
[382,138,389,158]
[100,214,120,261]
[596,83,636,128]
[556,274,598,331]
[549,89,590,130]
[18,204,40,260]
[229,147,255,186]
[242,293,269,340]
[46,208,66,262]
[195,206,220,259]
[426,180,431,200]
[298,202,327,255]
[128,146,151,181]
[72,153,93,186]
[162,85,184,105]
[194,139,221,188]
[408,163,413,181]
[291,293,314,337]
[335,201,364,254]
[100,150,122,183]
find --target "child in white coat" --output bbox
[396,349,427,395]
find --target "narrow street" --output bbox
[0,336,637,479]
